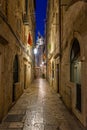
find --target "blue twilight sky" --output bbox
[35,0,47,41]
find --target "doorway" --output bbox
[57,64,59,93]
[24,64,27,89]
[13,55,19,102]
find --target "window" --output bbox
[17,19,21,33]
[70,38,81,84]
[70,38,81,112]
[25,0,28,15]
[56,13,58,32]
[0,0,2,6]
[5,0,8,17]
[17,0,20,7]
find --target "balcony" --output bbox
[22,13,29,25]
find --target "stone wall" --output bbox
[61,1,87,126]
[46,0,87,127]
[0,0,35,122]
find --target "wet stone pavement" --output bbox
[0,79,85,130]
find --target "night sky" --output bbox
[35,0,47,41]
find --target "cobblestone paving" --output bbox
[0,79,86,130]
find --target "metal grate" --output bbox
[44,124,60,130]
[4,114,24,122]
[0,126,22,130]
[3,128,23,130]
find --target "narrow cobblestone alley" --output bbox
[0,79,85,130]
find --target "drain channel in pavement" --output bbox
[4,114,24,122]
[2,128,23,130]
[33,123,60,130]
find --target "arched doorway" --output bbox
[70,38,81,112]
[13,55,19,102]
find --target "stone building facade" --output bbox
[0,0,35,121]
[46,0,87,127]
[46,0,59,92]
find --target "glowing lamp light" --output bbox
[42,61,44,65]
[34,48,37,54]
[40,64,42,67]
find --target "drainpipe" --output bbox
[58,0,61,94]
[59,0,61,57]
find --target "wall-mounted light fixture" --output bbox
[34,48,37,55]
